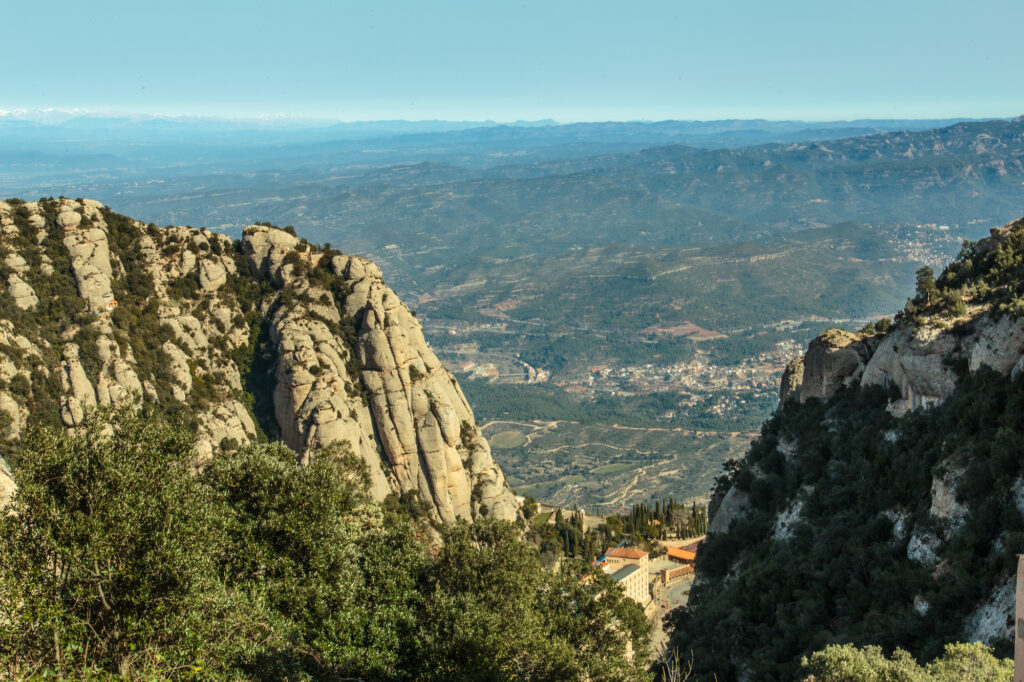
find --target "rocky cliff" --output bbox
[0,198,518,522]
[674,216,1024,679]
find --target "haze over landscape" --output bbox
[3,1,1024,680]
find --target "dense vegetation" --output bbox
[901,217,1024,324]
[525,498,708,564]
[0,407,651,680]
[669,367,1024,680]
[800,642,1011,681]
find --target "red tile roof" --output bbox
[605,547,649,560]
[667,547,697,562]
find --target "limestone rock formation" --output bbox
[7,274,37,310]
[0,199,518,522]
[783,310,1024,416]
[781,328,879,403]
[778,356,804,404]
[242,227,518,522]
[708,486,751,535]
[714,214,1024,666]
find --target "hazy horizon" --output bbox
[0,107,1014,127]
[5,1,1024,123]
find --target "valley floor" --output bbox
[480,420,750,513]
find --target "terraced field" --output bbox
[482,420,750,513]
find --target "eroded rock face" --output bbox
[0,456,14,508]
[708,487,751,535]
[242,224,300,285]
[7,274,37,310]
[795,328,878,402]
[784,297,1024,416]
[249,236,519,522]
[60,199,116,312]
[860,326,958,415]
[963,578,1015,646]
[0,200,519,522]
[778,356,804,404]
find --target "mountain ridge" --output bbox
[0,197,518,522]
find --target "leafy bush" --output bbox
[801,642,1011,681]
[0,407,651,680]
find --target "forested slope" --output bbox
[671,217,1024,680]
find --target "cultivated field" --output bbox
[482,420,750,513]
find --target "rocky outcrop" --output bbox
[784,292,1024,415]
[928,467,968,531]
[783,328,879,403]
[241,224,299,285]
[0,456,13,508]
[243,229,519,522]
[708,487,751,535]
[858,325,957,414]
[59,343,98,427]
[778,356,803,403]
[963,578,1015,646]
[7,274,37,310]
[61,200,116,312]
[0,200,519,522]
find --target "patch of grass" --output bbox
[531,511,553,530]
[489,430,527,448]
[590,462,634,475]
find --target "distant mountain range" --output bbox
[0,114,1001,182]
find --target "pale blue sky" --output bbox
[5,0,1023,122]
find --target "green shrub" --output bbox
[801,642,1011,681]
[0,407,651,680]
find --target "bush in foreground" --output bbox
[0,407,650,680]
[801,642,1012,681]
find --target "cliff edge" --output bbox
[0,198,518,522]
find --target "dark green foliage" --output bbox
[201,441,424,679]
[234,315,280,441]
[860,317,893,335]
[415,521,651,681]
[903,220,1024,323]
[0,408,651,680]
[671,368,1024,680]
[801,642,1011,681]
[0,409,260,678]
[166,274,200,300]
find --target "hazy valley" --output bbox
[5,116,1016,512]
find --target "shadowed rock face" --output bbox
[0,199,519,522]
[795,328,877,402]
[0,457,12,508]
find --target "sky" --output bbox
[5,0,1024,122]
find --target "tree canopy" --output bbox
[0,406,651,680]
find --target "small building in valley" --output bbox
[605,563,649,605]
